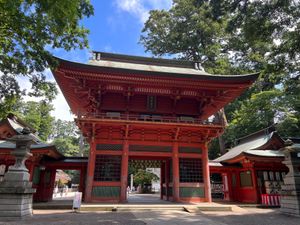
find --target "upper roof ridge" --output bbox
[90,51,197,69]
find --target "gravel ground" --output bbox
[0,208,299,225]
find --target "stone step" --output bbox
[80,205,185,212]
[184,205,232,213]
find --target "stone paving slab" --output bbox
[0,208,300,225]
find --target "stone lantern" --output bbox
[280,139,300,216]
[0,128,36,220]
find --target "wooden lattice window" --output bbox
[129,145,172,152]
[179,158,203,183]
[94,155,121,181]
[96,144,123,151]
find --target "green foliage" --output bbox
[15,100,55,141]
[51,119,79,139]
[141,0,300,159]
[141,0,234,74]
[49,120,87,156]
[208,138,220,160]
[51,119,90,156]
[133,169,159,187]
[0,0,93,75]
[0,0,94,111]
[53,137,80,157]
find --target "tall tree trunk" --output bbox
[79,133,84,157]
[217,108,228,155]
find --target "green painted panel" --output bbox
[179,147,202,154]
[180,187,205,198]
[32,167,40,185]
[92,186,120,197]
[96,144,122,151]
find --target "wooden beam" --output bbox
[174,127,180,141]
[125,124,129,139]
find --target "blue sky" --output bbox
[53,0,172,63]
[38,0,173,121]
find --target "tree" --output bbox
[15,100,55,141]
[51,119,79,139]
[141,0,300,159]
[50,119,89,156]
[133,169,159,193]
[141,0,234,73]
[0,0,94,113]
[223,0,300,141]
[53,137,80,157]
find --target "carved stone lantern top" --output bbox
[4,128,35,182]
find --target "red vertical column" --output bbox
[160,161,165,200]
[165,159,170,201]
[120,140,129,202]
[203,143,211,202]
[29,162,35,182]
[172,142,180,202]
[84,141,96,202]
[79,167,86,195]
[250,167,259,203]
[222,172,229,201]
[49,168,57,201]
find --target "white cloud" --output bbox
[51,85,74,121]
[50,48,91,63]
[115,0,172,23]
[16,71,74,121]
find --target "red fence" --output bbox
[78,112,224,126]
[261,194,281,206]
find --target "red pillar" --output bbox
[79,167,86,195]
[47,168,57,201]
[222,172,230,201]
[29,162,35,182]
[85,141,96,202]
[165,159,170,201]
[160,161,165,200]
[120,140,129,202]
[203,143,212,202]
[250,167,259,203]
[172,142,180,202]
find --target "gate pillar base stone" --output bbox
[0,128,36,221]
[0,181,35,221]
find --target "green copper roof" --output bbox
[0,140,55,149]
[244,150,284,157]
[214,132,274,162]
[214,127,285,163]
[55,52,259,82]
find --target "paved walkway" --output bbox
[1,208,299,225]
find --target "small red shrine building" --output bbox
[52,51,258,203]
[210,126,288,204]
[0,113,62,201]
[0,113,87,202]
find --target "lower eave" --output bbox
[221,152,284,164]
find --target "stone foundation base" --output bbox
[0,181,35,220]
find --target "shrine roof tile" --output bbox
[54,52,259,82]
[0,140,55,149]
[213,130,285,163]
[243,149,284,157]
